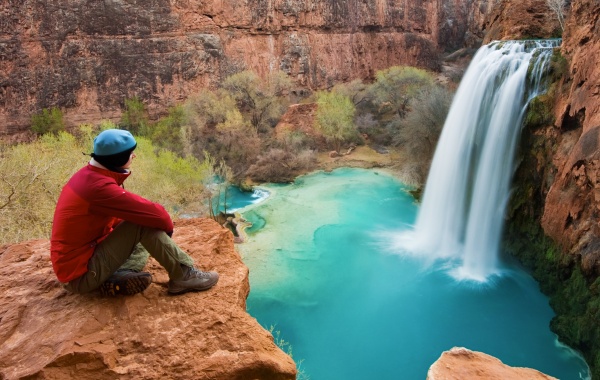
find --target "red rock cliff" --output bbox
[0,218,296,380]
[427,347,558,380]
[485,0,600,275]
[0,0,492,134]
[541,0,600,276]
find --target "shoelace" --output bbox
[185,267,211,279]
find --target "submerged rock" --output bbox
[0,218,296,380]
[427,347,557,380]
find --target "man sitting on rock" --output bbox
[50,129,219,296]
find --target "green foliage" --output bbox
[182,85,264,182]
[121,97,149,135]
[524,95,555,128]
[0,131,87,244]
[129,137,211,217]
[182,90,239,157]
[147,105,186,153]
[370,66,435,118]
[0,129,211,244]
[222,70,292,133]
[549,49,569,82]
[314,90,358,151]
[332,79,371,108]
[30,107,65,135]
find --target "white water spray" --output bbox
[396,40,560,282]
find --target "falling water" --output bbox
[396,40,560,282]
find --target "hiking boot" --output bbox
[168,265,219,295]
[98,269,152,296]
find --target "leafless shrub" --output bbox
[391,85,453,185]
[546,0,568,31]
[246,148,317,183]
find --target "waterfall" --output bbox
[396,39,560,282]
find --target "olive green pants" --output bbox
[65,221,194,294]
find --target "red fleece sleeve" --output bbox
[87,182,174,233]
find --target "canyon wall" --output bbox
[0,0,491,135]
[484,0,599,377]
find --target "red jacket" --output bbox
[50,163,174,283]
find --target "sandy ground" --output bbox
[315,145,403,173]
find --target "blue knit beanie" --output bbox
[91,129,137,170]
[93,129,137,156]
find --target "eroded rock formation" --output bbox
[0,218,296,380]
[486,0,600,376]
[427,347,558,380]
[542,0,600,276]
[482,0,560,43]
[0,0,493,135]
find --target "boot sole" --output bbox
[99,274,152,296]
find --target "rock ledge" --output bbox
[0,218,296,380]
[427,347,557,380]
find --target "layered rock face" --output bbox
[484,0,600,376]
[0,0,492,135]
[486,0,600,271]
[541,0,600,276]
[481,0,599,275]
[0,218,296,380]
[482,0,560,43]
[427,347,558,380]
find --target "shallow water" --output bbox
[236,168,590,380]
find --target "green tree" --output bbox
[333,79,371,108]
[369,66,435,118]
[121,97,149,135]
[182,90,238,157]
[129,137,211,217]
[149,105,186,154]
[30,107,65,135]
[222,70,292,133]
[314,91,358,152]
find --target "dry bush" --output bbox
[0,132,88,244]
[246,148,317,183]
[127,137,211,218]
[391,85,453,185]
[0,129,211,245]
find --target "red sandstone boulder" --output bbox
[0,218,296,380]
[427,347,558,380]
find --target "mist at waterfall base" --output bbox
[236,169,589,379]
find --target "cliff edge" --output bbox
[0,218,296,380]
[427,347,558,380]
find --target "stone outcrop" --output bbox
[0,218,296,380]
[0,0,493,135]
[480,0,600,274]
[541,0,600,276]
[487,0,600,377]
[427,347,558,380]
[481,0,560,43]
